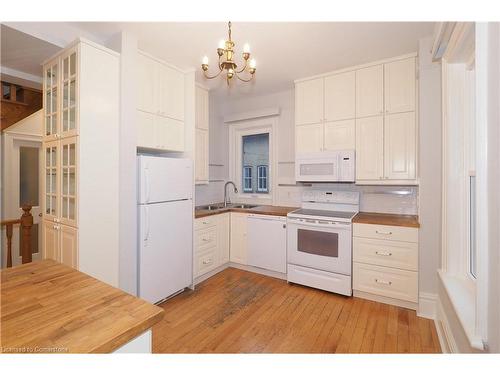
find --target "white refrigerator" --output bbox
[137,155,193,304]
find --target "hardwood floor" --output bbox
[153,267,441,353]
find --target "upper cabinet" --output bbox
[195,85,209,184]
[384,57,416,114]
[295,78,323,126]
[295,54,418,185]
[355,65,384,118]
[324,71,355,121]
[137,51,186,151]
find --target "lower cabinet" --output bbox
[353,223,418,308]
[194,213,229,279]
[229,213,248,265]
[43,220,78,269]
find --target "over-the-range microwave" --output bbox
[295,150,355,182]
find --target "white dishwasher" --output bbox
[247,214,287,273]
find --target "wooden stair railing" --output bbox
[1,205,33,268]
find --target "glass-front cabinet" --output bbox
[61,49,78,138]
[44,140,59,222]
[60,137,78,227]
[44,60,59,140]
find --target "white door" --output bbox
[158,117,185,152]
[384,58,416,114]
[384,112,416,180]
[195,128,209,183]
[324,119,355,151]
[295,78,324,125]
[9,140,43,266]
[247,215,287,273]
[324,71,355,121]
[137,111,157,149]
[195,86,209,130]
[160,64,185,121]
[138,155,193,204]
[295,123,324,153]
[137,53,157,114]
[139,200,192,303]
[356,65,384,118]
[230,213,248,265]
[355,116,384,180]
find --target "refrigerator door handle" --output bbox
[144,166,151,203]
[144,206,150,244]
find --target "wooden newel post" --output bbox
[20,205,33,264]
[6,224,13,268]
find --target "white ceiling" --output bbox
[1,24,61,78]
[71,22,435,98]
[2,22,435,98]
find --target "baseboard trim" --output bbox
[353,290,417,310]
[435,296,458,353]
[417,292,437,319]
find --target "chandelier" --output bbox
[201,21,256,85]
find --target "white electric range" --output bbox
[286,190,359,296]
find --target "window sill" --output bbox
[438,270,484,350]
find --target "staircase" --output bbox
[1,81,42,131]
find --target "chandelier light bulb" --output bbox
[243,43,250,53]
[202,56,209,65]
[249,59,257,69]
[218,40,226,49]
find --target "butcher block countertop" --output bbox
[0,260,164,353]
[353,212,420,228]
[195,205,298,219]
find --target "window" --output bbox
[243,166,252,192]
[257,165,268,192]
[241,133,269,194]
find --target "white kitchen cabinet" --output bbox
[195,86,209,130]
[384,57,416,114]
[195,129,209,183]
[195,85,209,184]
[324,119,355,151]
[295,123,323,153]
[194,213,230,279]
[60,224,78,268]
[42,38,120,285]
[136,51,186,152]
[353,223,419,308]
[356,65,384,118]
[137,53,156,114]
[137,111,156,149]
[384,112,416,180]
[43,219,59,261]
[324,71,355,121]
[295,78,324,125]
[355,116,384,180]
[230,213,248,265]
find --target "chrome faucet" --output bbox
[224,181,238,207]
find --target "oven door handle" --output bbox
[287,218,351,230]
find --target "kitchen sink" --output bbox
[196,203,225,211]
[228,204,259,209]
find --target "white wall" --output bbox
[418,37,442,298]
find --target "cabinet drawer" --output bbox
[353,237,418,271]
[353,262,418,302]
[195,215,217,230]
[353,223,418,243]
[195,227,217,252]
[194,247,218,278]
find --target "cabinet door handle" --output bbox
[375,278,392,285]
[375,230,393,235]
[375,251,392,256]
[202,238,210,242]
[202,258,212,265]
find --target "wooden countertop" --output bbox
[353,212,420,228]
[195,205,298,219]
[1,260,164,353]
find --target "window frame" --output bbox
[242,165,253,192]
[257,165,268,193]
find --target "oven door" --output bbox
[287,217,352,276]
